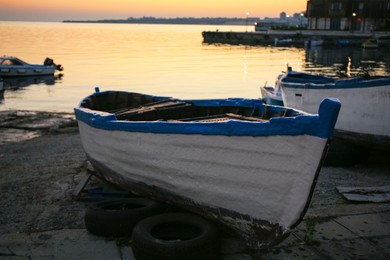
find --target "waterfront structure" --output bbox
[306,0,390,32]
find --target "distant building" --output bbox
[306,0,390,32]
[254,12,307,31]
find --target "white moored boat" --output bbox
[304,39,324,48]
[280,69,390,150]
[260,66,334,106]
[0,56,63,77]
[75,89,340,249]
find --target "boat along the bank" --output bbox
[260,72,284,106]
[362,38,379,49]
[280,69,390,150]
[260,84,284,106]
[0,56,63,77]
[261,66,334,106]
[74,89,341,249]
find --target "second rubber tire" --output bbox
[131,212,220,260]
[85,198,167,237]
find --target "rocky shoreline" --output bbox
[0,111,86,235]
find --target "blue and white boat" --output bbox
[260,85,284,106]
[261,66,334,106]
[260,73,284,106]
[280,69,390,150]
[75,89,340,249]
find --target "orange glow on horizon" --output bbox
[0,0,307,21]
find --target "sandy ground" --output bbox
[0,111,87,235]
[0,110,389,259]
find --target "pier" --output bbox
[202,30,390,47]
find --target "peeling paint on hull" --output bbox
[87,155,291,248]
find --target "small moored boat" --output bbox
[75,89,340,249]
[260,84,283,106]
[362,38,379,49]
[304,39,324,48]
[260,74,284,106]
[274,38,293,46]
[0,56,63,77]
[280,68,390,150]
[336,39,349,47]
[261,66,334,106]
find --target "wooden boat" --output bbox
[74,89,341,249]
[280,69,390,150]
[0,56,63,77]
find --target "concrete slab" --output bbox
[369,237,390,255]
[258,245,322,260]
[55,240,120,260]
[224,254,253,260]
[119,247,136,260]
[300,219,360,242]
[0,257,28,260]
[335,213,390,237]
[314,238,389,260]
[0,230,124,260]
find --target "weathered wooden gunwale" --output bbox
[81,91,295,123]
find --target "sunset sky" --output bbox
[0,0,307,22]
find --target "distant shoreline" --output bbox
[62,17,256,26]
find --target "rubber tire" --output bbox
[85,198,167,237]
[131,213,220,260]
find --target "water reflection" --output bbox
[0,74,63,102]
[3,74,62,89]
[303,46,390,77]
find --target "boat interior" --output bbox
[81,91,301,122]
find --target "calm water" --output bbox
[1,22,389,113]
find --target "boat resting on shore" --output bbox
[279,69,390,150]
[75,89,340,249]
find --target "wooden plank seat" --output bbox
[169,113,268,122]
[115,99,196,121]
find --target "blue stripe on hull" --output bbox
[75,91,340,139]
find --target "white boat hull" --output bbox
[0,56,62,77]
[281,82,390,149]
[260,86,283,105]
[0,66,55,77]
[304,39,324,47]
[78,121,327,248]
